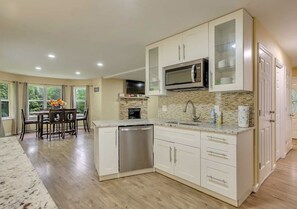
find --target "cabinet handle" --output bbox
[207,136,228,144]
[174,147,177,164]
[183,44,185,60]
[178,45,181,61]
[169,147,172,162]
[115,129,117,147]
[207,175,227,184]
[207,150,228,159]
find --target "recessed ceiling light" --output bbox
[35,66,42,70]
[97,62,103,67]
[75,71,81,75]
[48,54,56,59]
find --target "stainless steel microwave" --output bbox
[164,59,208,90]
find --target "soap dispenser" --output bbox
[210,108,216,124]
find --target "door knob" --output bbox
[269,120,275,123]
[269,111,275,114]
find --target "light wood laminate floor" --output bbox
[19,132,297,209]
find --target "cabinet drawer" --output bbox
[155,126,200,148]
[201,159,236,199]
[201,132,237,145]
[201,139,236,166]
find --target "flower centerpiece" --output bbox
[49,98,66,109]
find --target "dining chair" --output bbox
[20,109,38,141]
[48,109,64,140]
[64,109,77,137]
[77,108,89,132]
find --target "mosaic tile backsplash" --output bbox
[157,90,254,126]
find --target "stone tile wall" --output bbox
[119,98,148,120]
[158,91,254,126]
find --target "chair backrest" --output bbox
[21,109,26,122]
[49,109,64,123]
[64,109,77,122]
[84,108,89,119]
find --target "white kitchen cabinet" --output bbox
[154,139,174,174]
[200,130,253,206]
[145,41,166,96]
[154,126,201,185]
[209,9,253,92]
[95,127,118,176]
[174,143,200,185]
[162,23,208,67]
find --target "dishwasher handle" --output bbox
[120,127,152,132]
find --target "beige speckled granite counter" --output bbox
[0,136,57,209]
[93,119,254,135]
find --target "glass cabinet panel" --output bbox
[148,47,160,92]
[214,19,236,86]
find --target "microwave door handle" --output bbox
[191,65,196,82]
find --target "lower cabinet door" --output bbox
[154,139,174,174]
[99,127,118,176]
[174,144,201,185]
[201,159,236,199]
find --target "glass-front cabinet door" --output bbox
[209,9,253,92]
[145,42,166,95]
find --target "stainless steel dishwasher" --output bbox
[118,125,153,172]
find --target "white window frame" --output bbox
[28,84,62,115]
[73,86,86,115]
[0,82,10,119]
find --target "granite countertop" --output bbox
[0,136,57,209]
[93,119,254,135]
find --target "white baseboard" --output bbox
[252,183,260,192]
[5,132,12,136]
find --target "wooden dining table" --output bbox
[32,109,80,139]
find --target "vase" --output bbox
[52,105,61,110]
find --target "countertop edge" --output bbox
[92,120,254,135]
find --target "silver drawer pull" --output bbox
[207,136,228,144]
[207,151,228,159]
[207,175,227,184]
[169,147,172,162]
[174,147,177,164]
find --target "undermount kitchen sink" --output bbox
[165,121,201,126]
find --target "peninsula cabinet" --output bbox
[162,23,209,67]
[200,130,253,206]
[209,9,253,92]
[154,126,201,185]
[145,41,166,96]
[94,127,118,177]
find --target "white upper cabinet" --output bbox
[145,41,166,96]
[162,23,209,67]
[209,9,253,92]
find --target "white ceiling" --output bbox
[0,0,296,80]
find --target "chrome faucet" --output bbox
[183,100,201,122]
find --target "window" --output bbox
[74,87,86,114]
[0,82,9,118]
[28,84,62,114]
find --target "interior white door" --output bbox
[258,45,273,184]
[275,62,284,160]
[285,69,293,153]
[291,78,297,139]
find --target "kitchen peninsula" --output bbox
[93,119,254,207]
